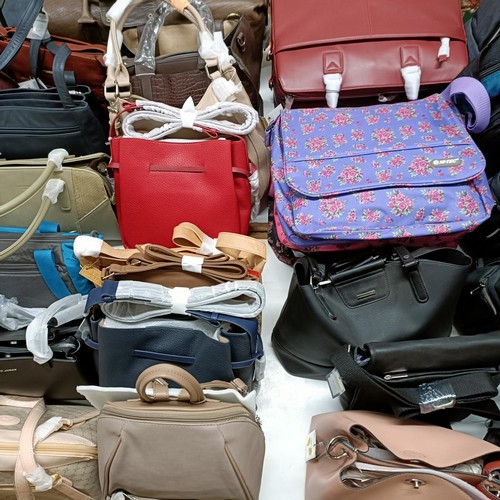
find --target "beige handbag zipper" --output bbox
[0,441,97,459]
[101,403,258,424]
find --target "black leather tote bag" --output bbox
[272,245,472,380]
[0,43,108,160]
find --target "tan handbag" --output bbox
[306,410,500,500]
[0,150,121,245]
[105,0,270,214]
[0,396,99,499]
[98,363,265,499]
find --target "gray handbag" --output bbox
[0,225,94,307]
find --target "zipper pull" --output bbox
[383,373,409,381]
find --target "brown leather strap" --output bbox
[102,243,249,287]
[172,222,267,275]
[136,364,205,404]
[79,223,264,286]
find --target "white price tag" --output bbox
[326,368,345,399]
[305,429,317,462]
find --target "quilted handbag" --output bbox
[0,396,100,499]
[267,77,495,254]
[270,0,468,108]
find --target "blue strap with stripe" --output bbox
[33,249,71,300]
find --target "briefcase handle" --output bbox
[0,149,68,261]
[0,148,68,217]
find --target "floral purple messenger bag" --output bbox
[267,77,495,253]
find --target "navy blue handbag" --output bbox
[83,282,265,391]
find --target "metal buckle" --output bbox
[315,435,357,461]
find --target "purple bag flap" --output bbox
[279,95,485,198]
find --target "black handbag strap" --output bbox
[330,347,500,421]
[50,42,77,108]
[0,0,43,71]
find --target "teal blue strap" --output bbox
[34,249,71,299]
[0,221,60,234]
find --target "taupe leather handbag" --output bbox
[98,364,265,499]
[306,411,500,499]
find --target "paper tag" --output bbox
[264,104,283,126]
[79,264,103,287]
[326,368,345,399]
[18,79,42,90]
[305,429,317,462]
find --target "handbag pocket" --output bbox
[89,312,262,390]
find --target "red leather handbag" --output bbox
[270,0,468,108]
[108,132,252,248]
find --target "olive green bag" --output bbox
[0,150,121,245]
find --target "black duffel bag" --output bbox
[330,333,500,424]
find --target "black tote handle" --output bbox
[0,0,43,70]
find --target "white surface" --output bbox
[257,243,343,500]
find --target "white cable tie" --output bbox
[28,11,50,41]
[35,417,64,443]
[181,255,204,274]
[170,287,191,315]
[198,31,234,69]
[438,37,450,62]
[213,31,235,67]
[106,0,132,24]
[212,77,241,102]
[323,73,343,108]
[105,30,124,69]
[26,294,86,364]
[249,170,261,219]
[42,179,65,205]
[401,65,422,100]
[180,97,198,129]
[48,148,69,171]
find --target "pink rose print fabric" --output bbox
[266,92,494,250]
